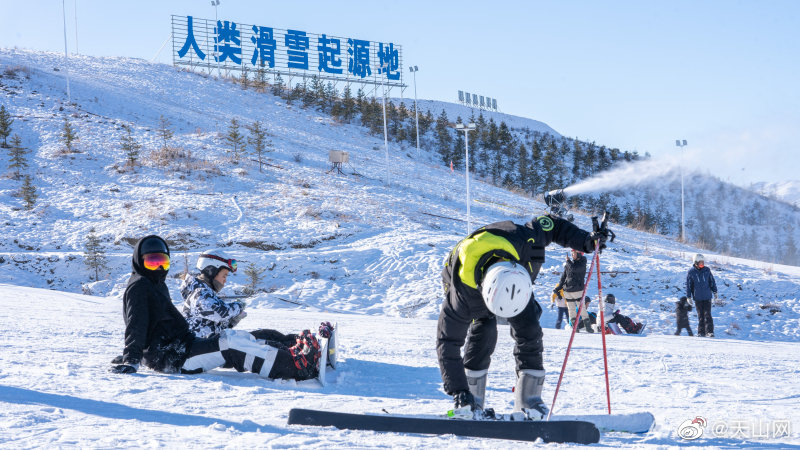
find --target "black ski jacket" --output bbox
[437,216,593,394]
[676,298,692,326]
[554,254,587,293]
[686,265,717,301]
[121,236,194,372]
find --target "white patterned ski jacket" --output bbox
[179,274,244,338]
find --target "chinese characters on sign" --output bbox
[458,90,498,111]
[172,15,403,88]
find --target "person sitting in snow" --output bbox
[604,293,644,334]
[572,297,598,331]
[437,214,611,420]
[180,249,333,351]
[110,236,320,381]
[675,296,694,336]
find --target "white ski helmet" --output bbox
[196,249,237,274]
[693,253,705,264]
[481,261,533,318]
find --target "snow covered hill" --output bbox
[2,48,800,447]
[1,284,799,448]
[752,180,800,207]
[1,48,800,340]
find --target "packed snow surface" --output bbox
[1,49,800,447]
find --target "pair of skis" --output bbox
[287,408,654,444]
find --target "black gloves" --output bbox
[585,229,609,252]
[110,364,138,374]
[453,390,477,410]
[553,288,563,300]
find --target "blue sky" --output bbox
[2,1,798,185]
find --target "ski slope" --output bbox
[1,284,798,448]
[1,49,800,447]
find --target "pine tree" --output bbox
[0,104,13,148]
[419,109,434,136]
[84,227,108,282]
[240,66,250,89]
[516,142,532,193]
[341,84,355,122]
[157,115,173,150]
[226,118,245,163]
[452,127,465,170]
[8,134,28,179]
[254,64,268,91]
[272,74,285,97]
[242,262,266,295]
[20,174,37,210]
[119,124,142,170]
[434,109,452,164]
[529,139,543,195]
[61,116,78,153]
[247,120,272,172]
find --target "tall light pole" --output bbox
[676,139,687,242]
[211,0,221,77]
[377,62,390,184]
[456,123,477,233]
[409,65,420,158]
[74,0,79,55]
[61,0,71,103]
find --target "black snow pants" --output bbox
[695,300,714,336]
[463,300,544,374]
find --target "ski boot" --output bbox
[582,318,595,333]
[318,321,334,339]
[465,368,488,410]
[449,390,482,420]
[289,330,320,380]
[513,369,549,420]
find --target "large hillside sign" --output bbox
[171,15,404,91]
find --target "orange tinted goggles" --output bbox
[143,252,170,271]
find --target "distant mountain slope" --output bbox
[752,180,800,207]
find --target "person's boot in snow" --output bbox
[289,330,320,380]
[318,321,334,339]
[582,318,595,333]
[465,368,488,409]
[513,369,549,420]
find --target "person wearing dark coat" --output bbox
[110,235,318,380]
[675,296,693,336]
[686,253,717,337]
[553,250,592,332]
[437,215,610,420]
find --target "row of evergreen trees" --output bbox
[1,104,37,210]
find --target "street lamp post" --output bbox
[377,62,390,184]
[61,0,71,103]
[409,65,420,158]
[676,139,687,242]
[211,0,221,77]
[456,123,477,233]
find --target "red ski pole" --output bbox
[595,242,612,414]
[547,248,596,420]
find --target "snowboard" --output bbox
[550,412,654,433]
[315,322,338,386]
[287,408,600,444]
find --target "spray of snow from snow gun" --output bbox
[562,157,682,196]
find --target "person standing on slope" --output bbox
[110,235,319,380]
[553,249,592,333]
[686,253,717,337]
[437,215,611,420]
